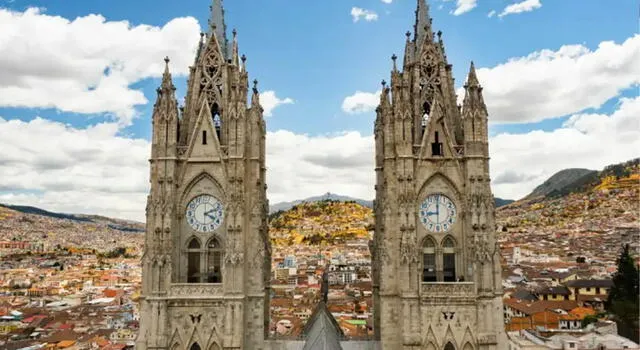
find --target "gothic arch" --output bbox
[422,235,437,247]
[423,342,437,350]
[180,172,226,209]
[441,235,457,248]
[422,235,437,282]
[169,328,183,350]
[189,343,201,350]
[186,236,202,249]
[205,323,223,348]
[441,235,458,282]
[442,325,459,350]
[462,342,474,350]
[418,172,462,200]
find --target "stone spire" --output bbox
[231,29,239,66]
[463,61,486,113]
[209,0,229,59]
[160,56,175,92]
[414,0,433,47]
[465,61,480,88]
[403,30,413,67]
[462,61,488,146]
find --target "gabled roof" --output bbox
[565,279,613,288]
[302,301,344,350]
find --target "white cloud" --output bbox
[490,95,640,200]
[0,7,200,125]
[259,91,294,117]
[266,130,374,204]
[452,0,478,15]
[499,0,542,18]
[342,91,381,114]
[0,117,150,221]
[0,115,375,220]
[488,10,496,18]
[381,0,393,3]
[2,95,637,219]
[351,7,379,22]
[460,35,640,123]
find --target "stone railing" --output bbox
[420,282,475,303]
[169,283,223,298]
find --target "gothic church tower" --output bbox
[137,1,271,349]
[373,0,507,349]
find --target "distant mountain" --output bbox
[0,203,94,223]
[0,203,144,233]
[271,193,515,213]
[524,158,640,200]
[525,168,598,199]
[494,197,515,207]
[269,193,373,214]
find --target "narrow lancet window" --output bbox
[211,103,222,141]
[421,102,430,137]
[202,130,207,145]
[422,237,437,282]
[443,237,456,282]
[431,131,443,156]
[207,238,223,283]
[190,343,201,350]
[187,238,201,283]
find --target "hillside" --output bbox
[269,200,373,246]
[495,197,515,207]
[497,159,639,262]
[525,168,598,199]
[270,192,373,213]
[0,204,144,254]
[524,158,640,200]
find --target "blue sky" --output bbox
[0,0,638,220]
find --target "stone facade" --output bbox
[136,1,270,348]
[138,0,507,349]
[372,1,507,349]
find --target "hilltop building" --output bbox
[372,0,508,348]
[138,0,507,349]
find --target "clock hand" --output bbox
[425,211,438,216]
[436,197,440,222]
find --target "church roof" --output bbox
[302,301,344,350]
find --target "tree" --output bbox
[606,244,639,342]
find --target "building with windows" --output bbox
[137,0,507,349]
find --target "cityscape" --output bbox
[0,0,638,349]
[0,161,638,348]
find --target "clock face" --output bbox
[419,194,457,233]
[186,195,224,233]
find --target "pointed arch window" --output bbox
[421,102,431,137]
[211,103,221,141]
[190,343,201,350]
[432,131,443,156]
[206,238,223,283]
[442,236,457,282]
[444,342,456,350]
[187,237,201,283]
[422,236,437,282]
